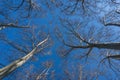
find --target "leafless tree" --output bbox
[0,0,53,79]
[54,0,120,79]
[0,25,54,80]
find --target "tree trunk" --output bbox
[0,37,48,79]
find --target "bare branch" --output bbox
[3,39,28,54]
[0,23,30,29]
[36,65,52,80]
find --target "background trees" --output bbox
[55,0,120,80]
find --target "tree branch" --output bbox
[0,23,30,29]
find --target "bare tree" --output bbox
[0,36,48,79]
[0,0,53,79]
[54,0,120,79]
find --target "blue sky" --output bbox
[1,0,120,80]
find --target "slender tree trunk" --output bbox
[0,37,48,79]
